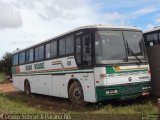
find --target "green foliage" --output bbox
[0,52,12,76]
[0,60,3,71]
[0,72,5,81]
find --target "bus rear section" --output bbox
[94,65,151,102]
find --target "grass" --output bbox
[0,94,45,114]
[0,72,5,81]
[0,93,158,115]
[93,101,158,114]
[0,81,158,120]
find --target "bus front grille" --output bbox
[120,86,140,95]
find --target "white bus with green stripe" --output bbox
[12,25,151,105]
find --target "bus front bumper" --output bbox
[96,82,151,102]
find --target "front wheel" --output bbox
[69,81,87,106]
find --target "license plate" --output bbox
[142,92,149,96]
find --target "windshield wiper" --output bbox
[126,40,142,64]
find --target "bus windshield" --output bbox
[124,31,144,56]
[95,30,147,64]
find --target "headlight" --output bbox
[106,90,118,95]
[142,86,151,90]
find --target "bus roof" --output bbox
[12,24,141,54]
[144,26,160,33]
[73,24,140,30]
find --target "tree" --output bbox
[1,52,12,76]
[0,60,3,71]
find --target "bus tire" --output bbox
[69,81,87,106]
[24,80,31,96]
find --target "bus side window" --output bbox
[66,35,74,55]
[13,54,18,65]
[29,49,33,62]
[75,37,82,65]
[51,41,57,58]
[35,45,44,61]
[146,33,158,46]
[59,38,66,56]
[26,49,33,63]
[19,52,25,64]
[45,43,51,58]
[82,35,91,66]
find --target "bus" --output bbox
[144,26,160,96]
[12,25,151,105]
[144,26,160,46]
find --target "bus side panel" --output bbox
[13,76,25,91]
[13,75,52,96]
[50,73,97,102]
[81,73,96,103]
[13,73,97,103]
[65,73,96,102]
[28,76,38,93]
[30,75,52,95]
[51,74,68,98]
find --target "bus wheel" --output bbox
[24,80,31,96]
[69,81,87,106]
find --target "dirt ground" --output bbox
[0,82,21,96]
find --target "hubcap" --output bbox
[73,88,82,100]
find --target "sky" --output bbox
[0,0,160,59]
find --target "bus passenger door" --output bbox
[82,34,92,66]
[75,34,92,68]
[82,34,96,102]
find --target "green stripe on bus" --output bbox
[12,67,93,75]
[106,66,147,74]
[14,69,78,75]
